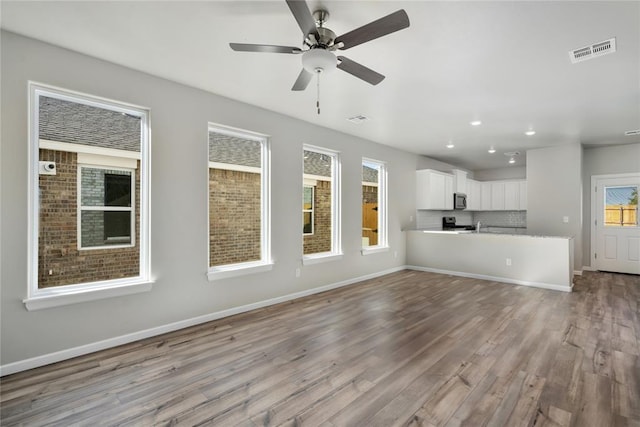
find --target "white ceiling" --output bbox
[2,1,639,171]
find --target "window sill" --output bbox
[207,261,274,281]
[24,279,153,311]
[361,246,390,256]
[302,253,344,266]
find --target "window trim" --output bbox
[303,184,315,236]
[207,123,272,280]
[77,164,136,250]
[361,158,389,255]
[26,82,152,310]
[302,145,342,263]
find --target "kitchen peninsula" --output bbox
[406,230,574,292]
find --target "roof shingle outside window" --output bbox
[39,97,140,152]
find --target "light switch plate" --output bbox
[563,216,569,223]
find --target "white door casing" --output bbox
[591,174,640,275]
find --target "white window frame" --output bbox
[362,158,389,255]
[302,145,342,265]
[207,123,272,280]
[303,184,315,236]
[77,164,136,250]
[25,82,152,311]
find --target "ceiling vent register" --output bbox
[569,38,616,64]
[347,115,369,124]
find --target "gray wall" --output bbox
[526,143,583,271]
[582,143,640,268]
[473,166,526,181]
[0,32,419,366]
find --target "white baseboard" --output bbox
[573,270,583,276]
[0,266,406,377]
[406,265,573,293]
[581,265,597,272]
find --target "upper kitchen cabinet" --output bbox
[480,182,492,210]
[473,179,527,211]
[490,180,526,210]
[466,179,482,210]
[504,181,520,210]
[519,181,527,210]
[416,169,453,210]
[491,182,506,210]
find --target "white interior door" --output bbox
[594,175,640,274]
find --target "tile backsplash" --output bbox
[416,210,526,229]
[473,211,526,228]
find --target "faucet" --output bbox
[476,221,481,233]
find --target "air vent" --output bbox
[569,38,616,63]
[625,129,640,136]
[347,115,369,124]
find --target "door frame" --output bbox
[590,172,639,270]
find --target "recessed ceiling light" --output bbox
[470,120,482,126]
[488,147,496,154]
[508,157,516,164]
[446,142,455,149]
[525,130,536,136]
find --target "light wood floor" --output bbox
[1,270,639,426]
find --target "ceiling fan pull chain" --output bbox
[316,71,321,115]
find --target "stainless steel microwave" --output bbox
[454,193,467,210]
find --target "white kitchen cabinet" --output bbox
[452,169,467,194]
[519,181,527,210]
[480,182,492,210]
[473,179,527,211]
[491,182,505,210]
[416,169,454,210]
[504,181,520,210]
[466,179,482,211]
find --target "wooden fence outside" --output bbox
[605,205,638,226]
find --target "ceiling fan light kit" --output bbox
[302,49,336,74]
[229,0,410,113]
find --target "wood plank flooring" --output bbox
[1,270,639,426]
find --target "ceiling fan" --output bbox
[229,0,410,92]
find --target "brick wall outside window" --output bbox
[209,168,261,266]
[38,149,140,288]
[303,180,332,254]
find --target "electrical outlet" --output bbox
[563,216,569,223]
[394,251,398,259]
[295,268,300,278]
[409,215,414,222]
[506,258,512,266]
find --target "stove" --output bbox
[442,216,475,231]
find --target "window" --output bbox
[362,159,388,253]
[303,146,342,263]
[27,83,151,310]
[303,185,314,235]
[79,166,134,248]
[208,124,271,279]
[604,185,638,227]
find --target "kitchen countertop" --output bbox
[408,229,574,239]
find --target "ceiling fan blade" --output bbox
[230,43,302,54]
[337,56,385,85]
[335,9,410,50]
[292,69,313,91]
[285,0,319,39]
